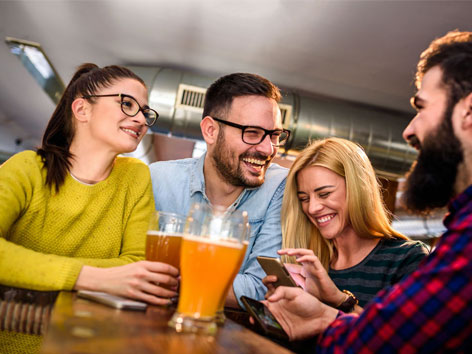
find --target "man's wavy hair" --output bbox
[416,30,472,106]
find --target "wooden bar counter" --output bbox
[40,292,293,353]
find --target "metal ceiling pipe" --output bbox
[129,66,212,140]
[282,91,418,178]
[391,217,446,239]
[128,66,417,179]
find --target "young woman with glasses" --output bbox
[0,63,179,305]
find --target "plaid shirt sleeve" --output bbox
[317,186,472,353]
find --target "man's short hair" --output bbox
[203,73,281,119]
[416,30,472,105]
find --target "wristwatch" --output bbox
[336,290,358,313]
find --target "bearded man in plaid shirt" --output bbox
[264,30,472,352]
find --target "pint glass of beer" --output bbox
[169,203,248,335]
[146,211,186,270]
[215,221,250,324]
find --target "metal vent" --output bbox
[175,84,206,113]
[175,83,294,126]
[279,103,292,129]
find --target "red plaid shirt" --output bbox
[317,185,472,353]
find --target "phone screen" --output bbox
[240,296,288,339]
[252,301,283,330]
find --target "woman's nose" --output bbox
[308,198,323,214]
[132,110,147,126]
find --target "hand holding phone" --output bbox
[240,296,288,340]
[257,256,297,288]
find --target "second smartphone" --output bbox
[257,256,298,288]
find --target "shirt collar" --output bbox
[444,184,472,226]
[189,153,206,197]
[448,184,472,215]
[188,152,258,206]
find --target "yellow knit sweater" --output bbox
[0,150,154,291]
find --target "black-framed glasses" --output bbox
[81,93,159,127]
[212,117,291,147]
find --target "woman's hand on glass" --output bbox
[75,261,179,306]
[277,248,346,307]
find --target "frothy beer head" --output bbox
[145,231,183,269]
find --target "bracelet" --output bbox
[336,290,358,313]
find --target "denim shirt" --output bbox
[149,154,287,306]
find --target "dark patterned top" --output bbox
[329,238,429,307]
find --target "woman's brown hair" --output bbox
[37,63,145,192]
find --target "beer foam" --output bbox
[147,230,185,237]
[182,235,244,249]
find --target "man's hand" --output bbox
[75,261,179,306]
[262,274,278,298]
[264,286,339,341]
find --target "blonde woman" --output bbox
[264,138,428,313]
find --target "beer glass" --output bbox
[169,203,248,335]
[215,221,250,325]
[146,211,186,270]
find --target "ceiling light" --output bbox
[5,36,64,104]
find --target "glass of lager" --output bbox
[146,211,186,271]
[215,221,250,325]
[169,203,248,335]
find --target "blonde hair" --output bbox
[281,137,407,269]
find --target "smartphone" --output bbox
[240,296,288,340]
[257,256,297,288]
[77,290,147,311]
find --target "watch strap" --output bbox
[336,290,358,313]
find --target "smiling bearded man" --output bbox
[149,73,289,308]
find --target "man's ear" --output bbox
[462,92,472,130]
[200,116,219,145]
[71,97,90,123]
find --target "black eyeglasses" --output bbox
[212,117,290,147]
[81,93,159,127]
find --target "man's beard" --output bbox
[402,103,463,214]
[212,129,270,188]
